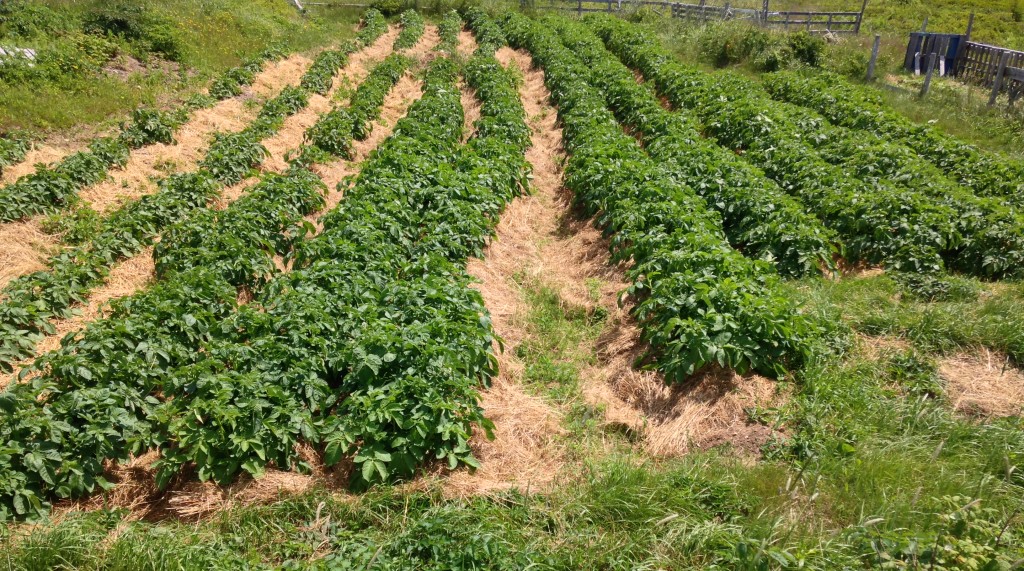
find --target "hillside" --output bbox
[0,0,361,133]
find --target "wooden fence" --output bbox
[530,0,867,35]
[905,30,1024,105]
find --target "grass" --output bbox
[2,273,1024,568]
[0,0,362,134]
[630,1,1024,157]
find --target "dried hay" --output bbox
[1,144,72,184]
[0,218,59,290]
[250,54,314,98]
[457,29,478,59]
[460,79,482,142]
[940,351,1024,418]
[1,247,156,390]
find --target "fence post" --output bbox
[578,0,582,16]
[762,0,769,23]
[920,16,928,33]
[867,34,881,81]
[920,52,937,97]
[856,0,868,34]
[952,13,974,77]
[989,51,1010,106]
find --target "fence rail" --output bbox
[904,29,1024,105]
[531,0,866,34]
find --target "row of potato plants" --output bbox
[0,19,398,372]
[0,48,286,223]
[394,10,426,50]
[0,39,411,519]
[304,54,411,159]
[500,12,816,382]
[555,16,834,279]
[638,57,1024,278]
[464,8,507,53]
[763,71,1024,205]
[0,134,30,177]
[805,120,1024,278]
[593,17,964,276]
[438,10,463,53]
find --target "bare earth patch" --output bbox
[941,351,1024,418]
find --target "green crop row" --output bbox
[0,27,395,373]
[357,9,388,46]
[438,10,462,54]
[501,12,815,382]
[763,71,1024,206]
[394,10,425,51]
[0,48,284,223]
[305,53,410,159]
[595,18,963,276]
[559,16,834,279]
[0,134,30,176]
[591,21,1024,280]
[0,27,520,520]
[806,123,1024,278]
[464,8,506,54]
[0,44,411,520]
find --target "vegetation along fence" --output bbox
[905,21,1024,106]
[528,0,867,35]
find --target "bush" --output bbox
[83,2,183,62]
[0,1,72,38]
[788,31,824,67]
[371,0,407,16]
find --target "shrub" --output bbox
[83,2,183,62]
[0,1,72,38]
[371,0,407,16]
[788,31,824,67]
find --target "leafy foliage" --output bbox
[0,17,528,520]
[0,47,283,224]
[763,71,1024,207]
[393,10,425,51]
[305,54,410,158]
[570,16,834,278]
[0,134,30,176]
[595,17,959,276]
[502,12,816,381]
[437,10,462,54]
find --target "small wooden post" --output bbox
[938,37,947,76]
[965,12,974,41]
[920,52,937,97]
[867,34,882,81]
[989,51,1011,106]
[920,16,928,33]
[855,0,868,34]
[762,0,770,23]
[578,0,582,16]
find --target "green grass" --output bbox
[0,0,361,133]
[793,274,1024,361]
[632,2,1024,157]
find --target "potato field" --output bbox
[1,6,1023,569]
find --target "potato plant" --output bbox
[501,12,815,382]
